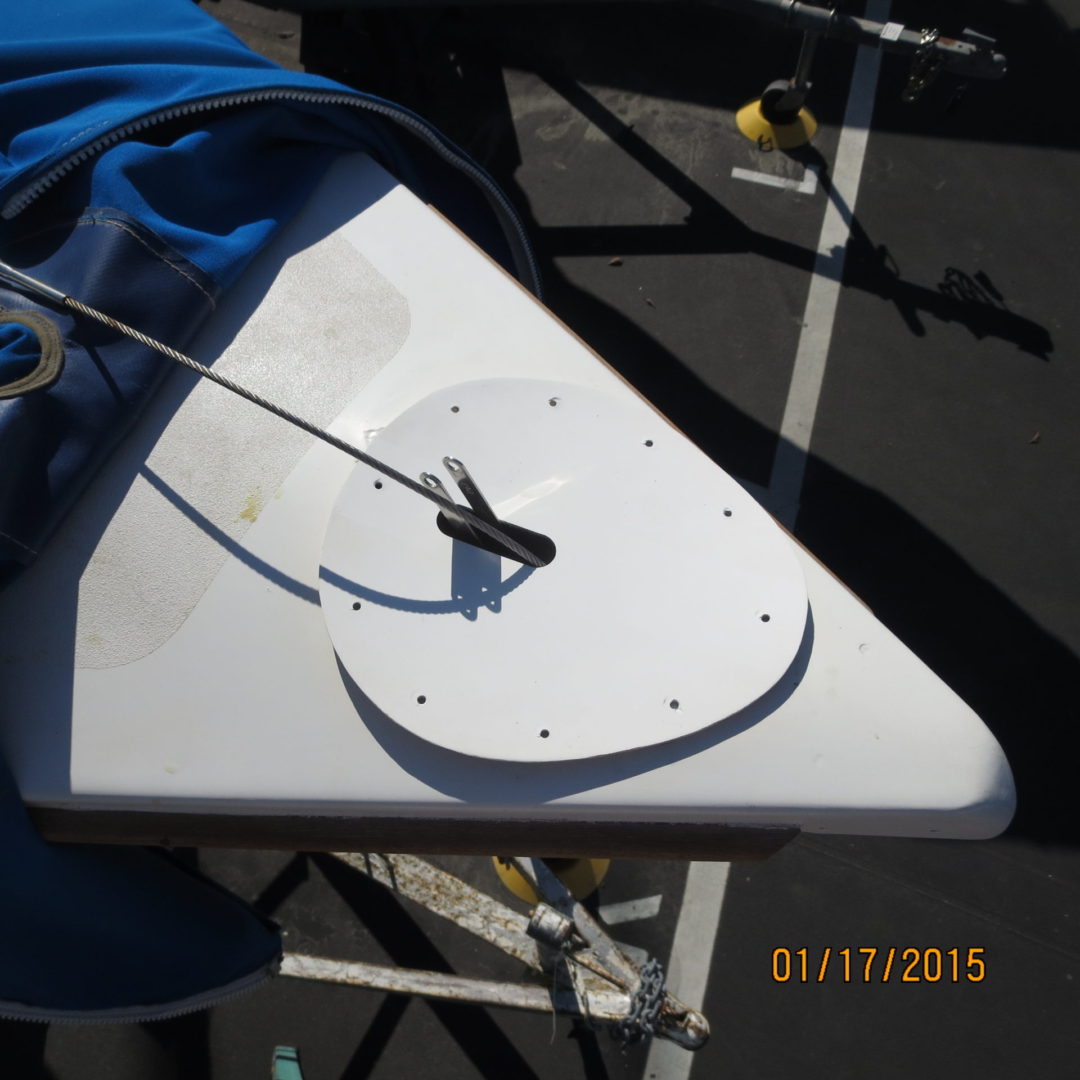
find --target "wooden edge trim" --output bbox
[30,808,798,861]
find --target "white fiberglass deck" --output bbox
[0,154,1014,844]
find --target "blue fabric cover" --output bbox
[0,1,424,281]
[0,0,532,1019]
[0,322,40,382]
[0,0,526,580]
[0,759,281,1017]
[0,0,338,1021]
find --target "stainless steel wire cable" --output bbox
[0,260,546,568]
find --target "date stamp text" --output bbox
[770,947,986,983]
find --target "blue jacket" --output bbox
[0,0,537,580]
[0,0,540,1022]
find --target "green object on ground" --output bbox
[272,1045,305,1080]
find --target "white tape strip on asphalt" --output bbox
[731,164,819,195]
[768,0,891,527]
[643,861,730,1080]
[598,894,663,926]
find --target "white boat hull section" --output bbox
[0,153,1015,839]
[320,378,807,762]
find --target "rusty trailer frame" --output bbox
[280,853,709,1049]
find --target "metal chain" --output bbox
[53,292,546,568]
[901,28,944,103]
[614,957,667,1045]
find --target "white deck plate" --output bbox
[320,378,808,761]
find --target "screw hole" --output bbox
[450,405,460,413]
[644,439,654,447]
[760,614,771,623]
[373,480,383,489]
[417,695,427,704]
[352,601,362,611]
[723,508,733,517]
[669,699,680,710]
[548,398,559,407]
[539,728,550,738]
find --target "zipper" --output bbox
[1,87,542,299]
[0,954,279,1026]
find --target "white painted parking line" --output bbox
[598,894,663,926]
[731,164,819,195]
[768,0,890,527]
[643,861,730,1080]
[646,13,890,1077]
